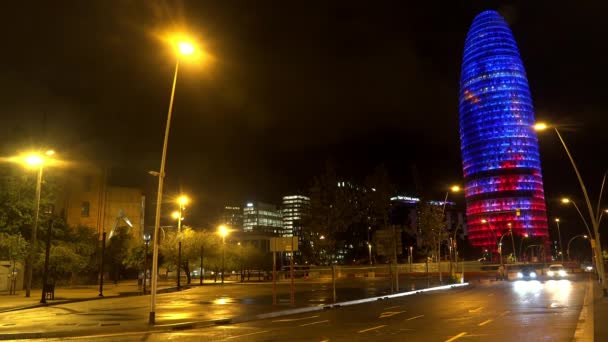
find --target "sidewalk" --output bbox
[0,279,198,313]
[594,281,608,341]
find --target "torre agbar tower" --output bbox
[459,10,548,251]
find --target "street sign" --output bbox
[270,237,299,252]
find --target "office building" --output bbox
[459,10,549,251]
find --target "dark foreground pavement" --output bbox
[0,277,443,340]
[19,274,594,341]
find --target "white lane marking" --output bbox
[225,330,270,340]
[406,314,424,320]
[499,310,510,317]
[478,319,493,326]
[379,311,405,318]
[384,305,401,310]
[299,320,330,327]
[272,315,320,322]
[444,332,467,342]
[468,306,484,313]
[358,325,387,333]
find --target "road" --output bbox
[0,277,440,337]
[33,274,590,341]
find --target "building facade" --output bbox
[221,206,243,231]
[62,167,144,239]
[242,201,283,235]
[281,195,310,237]
[459,10,549,251]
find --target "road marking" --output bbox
[468,306,484,313]
[358,325,387,333]
[478,319,493,326]
[406,314,424,320]
[487,293,495,297]
[272,315,320,322]
[299,320,329,327]
[379,311,405,318]
[499,310,510,317]
[225,330,270,340]
[384,305,401,310]
[445,332,467,342]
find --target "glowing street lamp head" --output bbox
[561,198,571,204]
[177,195,189,206]
[45,150,55,156]
[533,122,548,131]
[450,185,461,192]
[524,233,529,238]
[555,218,560,223]
[178,41,195,56]
[218,225,229,237]
[24,154,44,167]
[481,219,488,224]
[584,235,588,239]
[171,211,180,220]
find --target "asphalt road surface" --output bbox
[38,274,589,341]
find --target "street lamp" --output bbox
[19,150,55,298]
[149,36,200,324]
[554,218,564,263]
[567,234,589,261]
[518,233,529,263]
[173,195,189,289]
[598,209,608,226]
[536,122,607,295]
[143,234,151,294]
[218,225,229,284]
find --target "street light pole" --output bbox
[40,216,53,304]
[149,60,180,325]
[555,218,564,263]
[567,235,589,261]
[143,234,150,294]
[25,165,43,298]
[176,206,183,290]
[536,123,607,295]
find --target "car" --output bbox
[516,267,538,280]
[547,264,568,278]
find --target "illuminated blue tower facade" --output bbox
[459,10,548,251]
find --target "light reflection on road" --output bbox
[512,279,572,307]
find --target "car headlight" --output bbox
[530,272,536,278]
[547,271,554,277]
[586,266,593,271]
[517,272,523,278]
[559,270,567,277]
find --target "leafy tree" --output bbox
[106,226,133,282]
[0,232,29,278]
[363,164,397,262]
[306,162,362,264]
[417,201,447,274]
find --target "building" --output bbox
[62,167,145,238]
[459,10,549,251]
[281,195,310,237]
[242,201,283,235]
[220,206,243,231]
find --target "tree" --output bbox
[0,232,29,290]
[417,201,447,280]
[364,164,397,263]
[306,161,362,264]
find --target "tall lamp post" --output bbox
[518,233,529,263]
[149,38,198,324]
[172,195,189,289]
[218,225,229,284]
[19,150,55,298]
[535,123,607,295]
[441,185,460,284]
[554,218,564,263]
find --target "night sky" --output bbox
[1,1,607,230]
